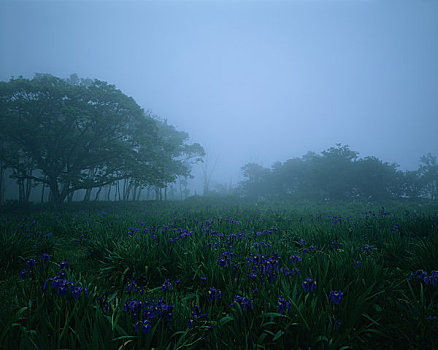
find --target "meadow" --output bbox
[0,198,437,349]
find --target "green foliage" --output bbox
[0,74,204,206]
[0,199,437,349]
[239,144,436,202]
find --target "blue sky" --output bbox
[1,0,437,191]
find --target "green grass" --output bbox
[0,198,437,349]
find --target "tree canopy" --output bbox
[0,74,204,205]
[239,144,437,201]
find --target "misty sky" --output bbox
[1,0,437,191]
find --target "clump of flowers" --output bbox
[124,297,174,333]
[135,319,152,334]
[208,287,221,302]
[361,245,374,254]
[127,279,144,294]
[42,270,88,299]
[26,258,35,267]
[281,266,300,278]
[409,270,438,286]
[161,279,172,291]
[277,296,291,315]
[302,245,318,253]
[60,260,69,270]
[290,255,302,264]
[188,304,208,328]
[353,260,362,268]
[302,277,317,292]
[329,290,344,305]
[218,251,234,267]
[230,295,253,311]
[20,253,51,279]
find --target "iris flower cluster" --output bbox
[409,269,438,286]
[302,277,317,292]
[218,251,234,267]
[281,266,300,278]
[277,296,291,315]
[329,290,344,305]
[361,245,374,254]
[230,295,253,311]
[297,239,318,254]
[208,287,221,302]
[188,304,208,328]
[161,279,172,291]
[20,254,50,279]
[126,279,143,293]
[42,270,88,299]
[245,253,282,283]
[124,298,174,333]
[290,254,302,263]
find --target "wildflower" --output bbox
[353,260,362,267]
[19,268,27,279]
[72,286,83,299]
[278,296,291,315]
[290,255,302,264]
[329,290,343,305]
[208,287,221,302]
[189,304,208,328]
[302,277,317,292]
[230,295,253,311]
[40,253,50,262]
[282,266,300,277]
[26,258,35,267]
[161,279,172,291]
[200,276,207,282]
[60,260,69,270]
[330,315,342,329]
[218,251,233,267]
[361,245,374,254]
[58,285,67,296]
[135,320,152,334]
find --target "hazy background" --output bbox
[1,0,437,194]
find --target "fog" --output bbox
[1,0,437,194]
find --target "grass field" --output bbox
[1,198,437,349]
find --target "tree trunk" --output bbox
[67,191,74,203]
[132,185,137,201]
[18,177,25,203]
[83,188,92,201]
[116,181,121,201]
[48,178,64,207]
[24,169,32,203]
[41,182,45,203]
[0,163,5,205]
[94,186,103,201]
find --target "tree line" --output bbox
[0,74,205,206]
[239,144,438,201]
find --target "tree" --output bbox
[418,153,438,200]
[313,144,359,200]
[0,74,160,206]
[354,157,401,200]
[240,163,272,199]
